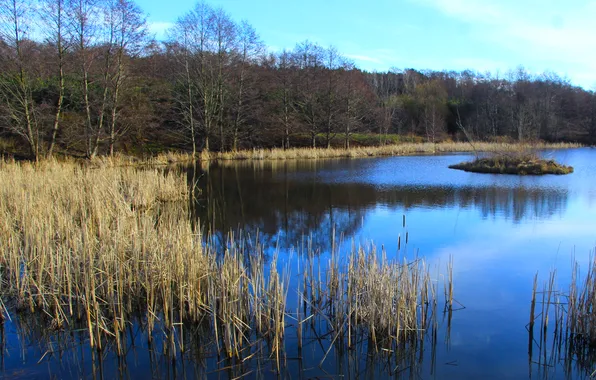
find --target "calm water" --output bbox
[2,148,596,379]
[192,148,596,379]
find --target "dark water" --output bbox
[3,148,596,379]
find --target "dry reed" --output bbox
[0,159,454,371]
[141,142,580,165]
[529,253,596,377]
[0,160,288,360]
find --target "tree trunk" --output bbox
[186,62,196,157]
[22,86,37,159]
[109,53,123,157]
[232,62,245,152]
[82,63,94,158]
[284,111,290,150]
[91,53,112,158]
[48,46,64,157]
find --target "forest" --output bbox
[1,0,595,159]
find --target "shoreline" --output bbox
[1,141,582,168]
[109,141,583,167]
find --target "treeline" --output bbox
[1,0,594,159]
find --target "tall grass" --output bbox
[143,141,580,165]
[0,161,287,356]
[529,253,596,378]
[0,160,453,371]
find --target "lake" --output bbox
[2,148,596,379]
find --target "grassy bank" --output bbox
[4,142,579,167]
[0,160,452,365]
[137,141,580,166]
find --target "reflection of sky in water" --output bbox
[314,149,595,191]
[197,151,596,378]
[321,149,596,379]
[246,148,596,379]
[355,202,592,378]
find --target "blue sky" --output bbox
[139,0,596,88]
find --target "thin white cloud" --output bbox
[449,58,509,73]
[417,0,504,22]
[345,54,384,64]
[148,22,173,40]
[413,0,596,87]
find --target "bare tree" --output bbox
[107,0,147,156]
[211,7,236,151]
[169,15,198,156]
[170,2,236,154]
[39,0,71,156]
[272,49,296,149]
[170,2,213,155]
[229,20,262,151]
[70,0,100,157]
[509,67,533,142]
[320,46,342,148]
[293,40,323,148]
[416,80,447,144]
[342,63,372,149]
[378,95,398,144]
[588,92,596,144]
[0,0,39,158]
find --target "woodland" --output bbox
[1,0,595,160]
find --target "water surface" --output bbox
[192,148,596,379]
[3,148,596,379]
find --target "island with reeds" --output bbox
[449,152,574,175]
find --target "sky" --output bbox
[137,0,596,89]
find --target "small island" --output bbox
[449,154,574,175]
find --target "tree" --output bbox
[293,40,323,148]
[586,91,596,144]
[169,2,211,156]
[509,67,534,141]
[70,0,103,157]
[320,46,343,148]
[341,64,373,148]
[0,0,593,158]
[416,80,448,143]
[210,7,236,151]
[229,20,263,151]
[378,94,400,143]
[39,0,70,156]
[271,49,297,149]
[169,2,237,154]
[0,0,40,158]
[106,0,147,156]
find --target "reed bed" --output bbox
[0,161,288,359]
[144,141,580,165]
[529,253,596,378]
[0,159,454,373]
[292,224,455,371]
[323,248,440,346]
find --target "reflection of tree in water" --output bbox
[190,161,365,254]
[392,185,568,222]
[190,160,569,253]
[471,186,567,222]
